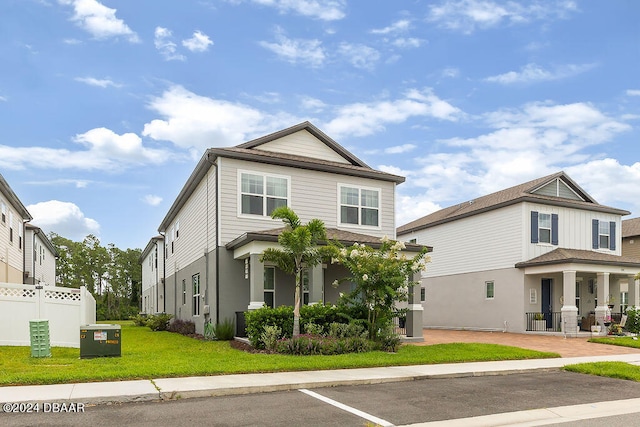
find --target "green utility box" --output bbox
[80,324,121,359]
[30,319,51,358]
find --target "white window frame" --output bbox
[598,221,610,249]
[238,170,290,219]
[302,270,309,305]
[530,288,537,304]
[485,281,495,300]
[337,184,381,229]
[538,213,552,244]
[192,273,201,316]
[8,211,13,243]
[264,266,276,308]
[182,279,186,306]
[1,201,6,224]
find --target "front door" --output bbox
[541,279,552,329]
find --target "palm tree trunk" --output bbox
[293,269,301,336]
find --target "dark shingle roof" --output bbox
[398,171,629,235]
[226,227,430,253]
[515,248,640,268]
[623,217,640,238]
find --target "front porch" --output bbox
[516,248,640,337]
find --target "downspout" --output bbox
[155,241,159,313]
[215,156,220,325]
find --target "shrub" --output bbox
[261,325,282,351]
[625,307,640,334]
[245,306,294,348]
[303,322,325,336]
[373,326,402,352]
[274,334,372,355]
[146,313,173,331]
[213,318,235,341]
[300,303,349,331]
[131,313,148,327]
[328,321,366,339]
[168,319,196,335]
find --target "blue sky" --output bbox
[1,0,639,250]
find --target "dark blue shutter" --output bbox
[592,219,599,249]
[610,221,616,250]
[531,211,539,243]
[551,214,559,245]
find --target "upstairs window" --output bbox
[1,201,5,223]
[240,172,289,217]
[592,219,616,251]
[9,212,13,243]
[531,211,558,245]
[339,185,379,227]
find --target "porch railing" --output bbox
[526,312,561,332]
[393,316,406,336]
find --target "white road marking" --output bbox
[299,388,394,427]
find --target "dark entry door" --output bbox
[541,279,552,329]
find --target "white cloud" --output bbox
[323,88,462,138]
[142,85,298,150]
[259,29,326,68]
[25,179,92,188]
[370,19,411,35]
[154,27,185,61]
[0,128,173,171]
[243,0,346,21]
[391,38,425,49]
[441,67,460,78]
[395,193,444,228]
[182,30,213,52]
[58,0,139,42]
[627,90,640,96]
[385,144,416,154]
[299,96,326,112]
[392,100,633,226]
[485,63,596,84]
[142,194,163,206]
[74,76,121,88]
[27,200,100,241]
[337,43,380,70]
[427,0,579,34]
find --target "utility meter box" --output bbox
[80,324,121,359]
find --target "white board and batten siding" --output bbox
[218,156,397,246]
[401,203,525,278]
[257,130,351,164]
[23,231,56,285]
[165,168,217,272]
[524,201,623,260]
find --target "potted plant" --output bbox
[533,313,546,331]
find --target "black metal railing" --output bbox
[526,312,561,332]
[393,316,406,335]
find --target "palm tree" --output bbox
[260,207,327,336]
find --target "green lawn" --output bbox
[565,362,640,382]
[589,336,640,349]
[0,322,559,386]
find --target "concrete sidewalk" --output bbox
[2,353,640,406]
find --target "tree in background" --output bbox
[50,233,142,320]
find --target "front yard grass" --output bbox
[589,336,640,349]
[564,362,640,382]
[0,322,559,386]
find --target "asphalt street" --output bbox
[4,371,640,427]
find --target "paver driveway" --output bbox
[414,329,640,357]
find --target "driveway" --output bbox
[413,329,640,357]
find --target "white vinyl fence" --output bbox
[0,282,96,348]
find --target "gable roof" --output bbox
[515,248,640,269]
[236,121,369,167]
[25,224,59,257]
[623,217,640,238]
[159,122,404,232]
[397,171,629,235]
[0,173,32,221]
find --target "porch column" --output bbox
[308,264,324,305]
[594,272,610,332]
[629,275,640,309]
[561,270,578,336]
[405,272,424,341]
[247,254,265,310]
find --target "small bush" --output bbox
[328,322,366,339]
[245,306,294,348]
[274,334,372,355]
[303,322,325,336]
[261,325,282,351]
[373,326,402,352]
[168,319,196,335]
[146,313,173,331]
[213,318,235,341]
[131,314,148,327]
[625,307,640,334]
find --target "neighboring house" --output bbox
[24,224,58,285]
[397,171,640,335]
[622,217,640,260]
[0,173,32,284]
[140,235,165,315]
[145,122,426,336]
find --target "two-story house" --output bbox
[140,235,165,315]
[24,224,58,285]
[0,173,32,284]
[146,122,426,337]
[622,218,640,260]
[397,171,640,335]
